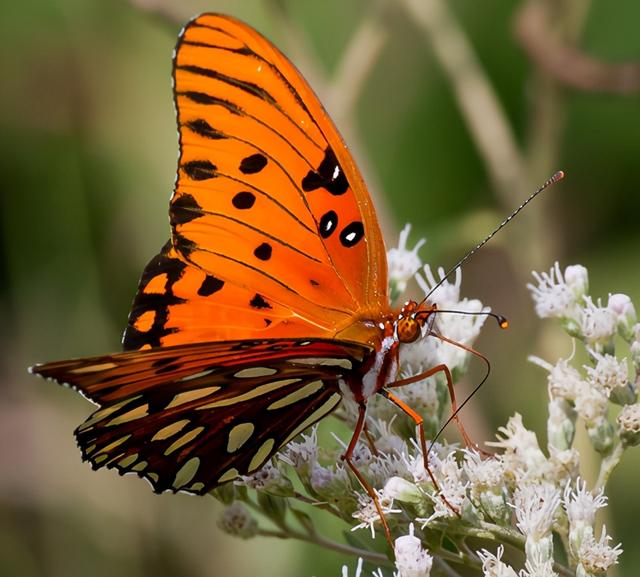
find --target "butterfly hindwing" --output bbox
[32,339,370,493]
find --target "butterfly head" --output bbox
[396,300,437,344]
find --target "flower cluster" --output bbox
[212,232,633,577]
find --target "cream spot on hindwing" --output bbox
[267,380,324,410]
[248,438,275,472]
[173,457,200,489]
[218,468,240,483]
[152,419,190,441]
[166,387,221,408]
[197,379,301,409]
[164,427,205,455]
[227,422,255,452]
[234,366,277,378]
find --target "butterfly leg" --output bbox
[380,388,460,516]
[386,364,476,449]
[342,402,393,548]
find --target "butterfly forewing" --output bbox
[170,14,389,341]
[33,339,370,493]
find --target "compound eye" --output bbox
[397,317,421,343]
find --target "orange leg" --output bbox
[342,402,393,548]
[380,388,459,516]
[386,363,477,449]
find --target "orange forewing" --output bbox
[168,14,389,344]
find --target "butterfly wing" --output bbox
[32,339,369,493]
[157,13,388,348]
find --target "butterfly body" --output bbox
[32,13,437,496]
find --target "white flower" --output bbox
[463,450,505,489]
[564,265,589,297]
[608,293,637,339]
[578,526,622,574]
[520,556,558,577]
[477,546,519,577]
[351,490,402,538]
[564,478,608,556]
[240,461,293,495]
[545,358,586,401]
[577,296,617,348]
[417,452,469,525]
[394,524,433,577]
[546,447,580,486]
[563,478,607,528]
[574,387,608,423]
[464,451,509,522]
[512,482,561,541]
[415,265,461,306]
[528,263,581,319]
[279,427,319,473]
[584,352,628,397]
[388,224,426,299]
[617,403,640,436]
[488,414,547,479]
[342,558,364,577]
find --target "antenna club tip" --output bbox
[497,315,509,329]
[552,170,565,182]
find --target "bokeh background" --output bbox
[2,0,640,575]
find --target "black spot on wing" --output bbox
[239,154,268,174]
[250,294,271,310]
[232,191,256,209]
[319,210,338,238]
[339,221,364,248]
[185,118,225,139]
[198,275,224,296]
[182,160,217,180]
[253,243,272,261]
[302,147,348,196]
[180,91,242,115]
[170,194,202,226]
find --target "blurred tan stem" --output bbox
[399,0,526,208]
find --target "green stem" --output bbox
[291,491,344,518]
[596,441,625,491]
[257,528,393,567]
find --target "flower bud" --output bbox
[617,403,640,447]
[586,416,615,454]
[608,293,637,342]
[394,524,433,577]
[218,502,258,539]
[565,265,589,298]
[547,397,576,451]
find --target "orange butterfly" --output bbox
[32,14,450,511]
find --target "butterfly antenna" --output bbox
[419,171,565,308]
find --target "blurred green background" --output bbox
[2,0,639,575]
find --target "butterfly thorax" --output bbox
[338,300,436,403]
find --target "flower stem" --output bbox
[257,528,393,567]
[596,441,625,490]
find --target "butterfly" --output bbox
[31,13,448,504]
